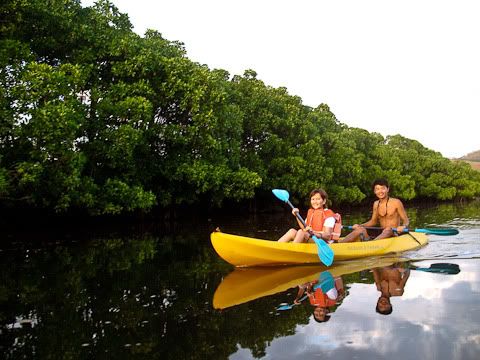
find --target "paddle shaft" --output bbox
[343,225,407,233]
[277,294,308,311]
[284,200,319,239]
[343,225,458,236]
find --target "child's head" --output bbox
[309,188,328,209]
[313,306,331,322]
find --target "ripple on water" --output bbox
[413,227,480,260]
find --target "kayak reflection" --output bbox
[213,258,462,314]
[213,257,402,310]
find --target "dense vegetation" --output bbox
[1,0,479,215]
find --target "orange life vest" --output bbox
[308,288,338,307]
[306,208,342,241]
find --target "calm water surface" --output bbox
[1,201,479,359]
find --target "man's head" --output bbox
[372,178,389,191]
[372,179,390,200]
[376,296,393,315]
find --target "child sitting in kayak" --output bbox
[277,188,341,243]
[339,179,409,242]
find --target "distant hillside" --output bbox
[460,150,480,162]
[452,150,480,171]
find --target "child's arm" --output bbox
[292,208,306,230]
[294,285,307,304]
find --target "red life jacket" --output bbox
[306,208,342,241]
[308,287,338,307]
[331,213,342,241]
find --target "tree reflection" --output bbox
[0,231,228,359]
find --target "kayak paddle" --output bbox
[276,294,308,311]
[342,225,459,236]
[272,189,334,266]
[410,263,460,275]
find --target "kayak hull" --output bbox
[210,230,428,267]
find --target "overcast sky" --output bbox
[82,0,479,158]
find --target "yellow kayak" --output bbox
[213,256,404,309]
[210,230,428,267]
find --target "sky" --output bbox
[82,0,479,158]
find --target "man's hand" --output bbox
[397,225,408,234]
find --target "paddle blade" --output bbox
[272,189,290,203]
[413,263,460,275]
[312,236,334,266]
[414,228,459,236]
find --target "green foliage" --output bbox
[97,178,156,215]
[0,165,8,195]
[1,0,479,215]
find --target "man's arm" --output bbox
[372,268,382,291]
[395,199,409,233]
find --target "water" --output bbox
[0,201,479,359]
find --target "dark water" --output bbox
[1,201,479,359]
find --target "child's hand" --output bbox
[304,226,312,232]
[291,208,299,216]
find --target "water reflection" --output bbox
[213,257,398,309]
[0,200,479,359]
[372,262,410,315]
[287,271,346,322]
[214,258,463,321]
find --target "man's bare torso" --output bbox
[373,197,402,228]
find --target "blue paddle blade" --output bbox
[272,189,290,203]
[312,236,334,266]
[277,304,293,311]
[414,228,459,235]
[413,263,460,274]
[313,271,334,292]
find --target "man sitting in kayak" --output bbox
[278,188,341,243]
[339,179,409,243]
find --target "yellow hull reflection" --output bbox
[213,256,405,309]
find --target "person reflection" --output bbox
[372,263,410,315]
[294,271,345,322]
